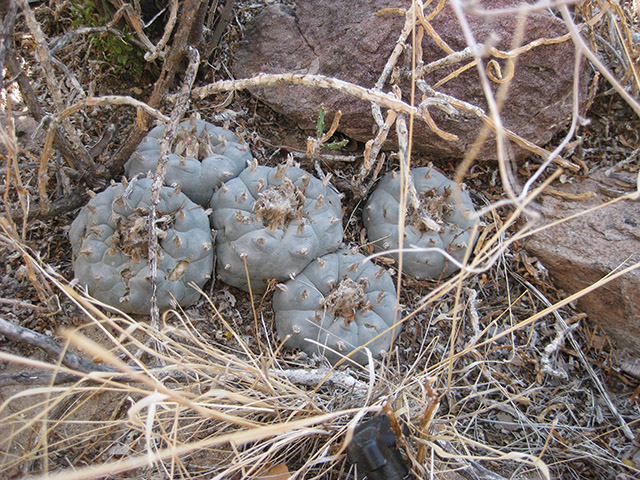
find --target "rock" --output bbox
[233,0,590,161]
[523,172,640,354]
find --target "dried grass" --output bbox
[1,0,639,478]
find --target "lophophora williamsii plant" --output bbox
[363,166,477,280]
[209,160,343,293]
[69,177,214,314]
[125,118,251,206]
[273,249,400,365]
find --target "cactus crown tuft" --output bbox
[254,177,306,232]
[173,122,215,160]
[409,186,455,233]
[321,276,370,322]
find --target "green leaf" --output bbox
[323,139,349,150]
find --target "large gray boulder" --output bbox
[233,0,590,161]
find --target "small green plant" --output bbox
[69,0,147,77]
[306,105,349,157]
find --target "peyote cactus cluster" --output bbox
[69,114,477,366]
[69,178,213,314]
[363,166,477,280]
[124,118,251,206]
[209,160,343,293]
[273,249,400,365]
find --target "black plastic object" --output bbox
[346,415,414,480]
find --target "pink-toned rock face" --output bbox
[233,0,590,161]
[523,173,640,355]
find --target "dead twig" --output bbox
[147,45,200,328]
[0,316,114,375]
[4,51,80,168]
[190,73,579,175]
[17,0,94,170]
[560,4,640,118]
[203,0,235,61]
[190,73,424,119]
[0,0,17,76]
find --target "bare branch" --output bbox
[147,46,200,328]
[0,0,17,76]
[0,316,114,374]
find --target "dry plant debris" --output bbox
[0,0,639,479]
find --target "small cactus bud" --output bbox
[275,163,288,179]
[89,225,103,236]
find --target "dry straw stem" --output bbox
[512,272,634,441]
[0,231,386,478]
[26,409,366,480]
[0,208,414,477]
[560,2,640,117]
[447,0,592,208]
